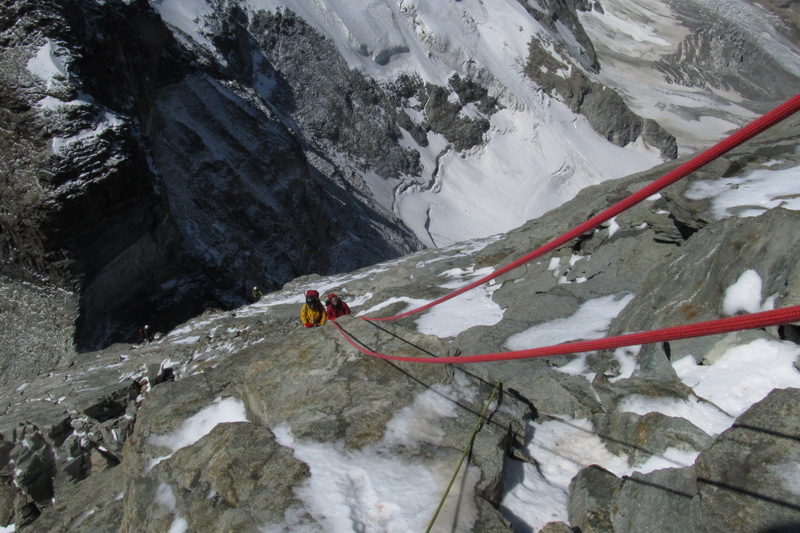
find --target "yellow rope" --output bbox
[425,381,501,533]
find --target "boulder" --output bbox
[611,466,697,532]
[568,465,622,532]
[691,388,800,532]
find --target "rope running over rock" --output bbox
[334,93,800,363]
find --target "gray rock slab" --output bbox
[691,388,800,532]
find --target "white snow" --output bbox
[26,40,70,90]
[617,394,734,437]
[390,101,664,246]
[500,336,800,530]
[146,396,249,470]
[722,269,775,316]
[672,339,800,419]
[171,335,201,345]
[150,0,215,49]
[153,0,668,247]
[577,0,778,153]
[148,396,248,452]
[502,338,795,532]
[155,482,189,533]
[501,418,632,532]
[14,2,796,532]
[358,295,431,317]
[769,462,800,495]
[684,165,800,220]
[383,372,479,448]
[414,267,504,337]
[505,292,635,350]
[180,262,800,533]
[270,376,483,533]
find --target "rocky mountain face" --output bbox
[4,0,798,369]
[0,0,426,356]
[1,107,799,531]
[0,0,690,362]
[654,0,799,104]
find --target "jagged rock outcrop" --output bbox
[0,275,77,384]
[567,388,800,533]
[10,0,795,362]
[524,38,678,160]
[515,0,602,73]
[1,0,800,531]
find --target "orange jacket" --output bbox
[300,303,327,326]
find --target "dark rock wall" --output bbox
[2,0,796,362]
[0,0,425,354]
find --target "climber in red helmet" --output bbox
[300,290,327,327]
[325,293,351,321]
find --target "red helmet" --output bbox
[305,290,319,298]
[327,293,337,301]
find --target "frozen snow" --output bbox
[171,335,201,345]
[392,104,663,246]
[383,372,479,448]
[358,295,431,317]
[503,333,800,533]
[148,396,249,452]
[505,292,635,350]
[769,462,800,495]
[27,40,69,90]
[722,269,775,316]
[578,0,767,154]
[414,267,504,337]
[155,482,189,533]
[50,109,124,157]
[19,1,798,531]
[684,165,800,220]
[617,394,734,437]
[672,338,800,418]
[150,0,215,49]
[502,418,631,532]
[270,375,483,533]
[153,0,667,247]
[146,396,249,470]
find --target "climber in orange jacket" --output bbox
[300,290,327,327]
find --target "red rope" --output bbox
[335,305,800,364]
[365,93,800,322]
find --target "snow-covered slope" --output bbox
[4,111,800,531]
[580,0,800,152]
[151,0,661,247]
[152,0,799,248]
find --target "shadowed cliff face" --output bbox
[0,0,423,352]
